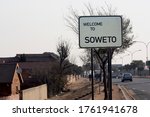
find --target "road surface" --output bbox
[113,77,150,100]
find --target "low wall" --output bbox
[21,84,47,100]
[0,94,19,100]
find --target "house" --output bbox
[0,63,23,96]
[0,57,19,64]
[0,52,61,91]
[16,53,59,89]
[0,52,59,89]
[16,52,59,62]
[0,52,59,64]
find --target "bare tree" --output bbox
[79,49,91,65]
[56,39,71,91]
[57,40,70,60]
[66,3,134,99]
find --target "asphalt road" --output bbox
[113,77,150,100]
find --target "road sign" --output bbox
[79,16,122,48]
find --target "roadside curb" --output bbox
[118,85,135,100]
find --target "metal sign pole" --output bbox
[91,48,94,100]
[108,48,112,100]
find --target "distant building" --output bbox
[112,64,123,75]
[0,52,59,89]
[0,63,23,96]
[0,52,59,63]
[112,64,122,68]
[0,57,19,64]
[16,52,59,62]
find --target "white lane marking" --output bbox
[132,88,145,92]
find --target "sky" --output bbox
[0,0,150,66]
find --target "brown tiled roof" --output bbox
[16,52,59,62]
[18,62,54,72]
[0,52,59,64]
[0,63,17,83]
[0,57,19,63]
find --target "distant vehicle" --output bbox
[121,73,133,82]
[118,73,122,79]
[95,74,101,80]
[112,74,117,78]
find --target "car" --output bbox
[112,74,117,78]
[121,73,132,82]
[118,73,122,79]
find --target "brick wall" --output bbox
[11,72,21,95]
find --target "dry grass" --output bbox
[94,84,125,100]
[49,78,125,100]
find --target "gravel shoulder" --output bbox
[49,77,124,100]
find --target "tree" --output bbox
[66,3,134,99]
[56,40,71,90]
[123,64,132,71]
[57,40,70,70]
[130,60,145,76]
[70,64,83,75]
[80,49,91,66]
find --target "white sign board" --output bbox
[79,16,122,48]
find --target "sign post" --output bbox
[79,16,122,100]
[91,48,94,100]
[108,48,112,100]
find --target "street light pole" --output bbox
[146,41,150,61]
[135,41,150,61]
[135,41,150,76]
[126,50,141,63]
[119,54,130,65]
[118,54,129,73]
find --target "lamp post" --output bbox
[134,41,150,61]
[118,54,130,73]
[119,54,130,65]
[134,41,150,76]
[126,50,141,63]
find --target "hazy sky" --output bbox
[0,0,150,65]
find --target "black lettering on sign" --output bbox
[103,36,107,43]
[90,37,95,43]
[84,36,117,43]
[112,36,117,43]
[85,37,90,43]
[83,22,103,26]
